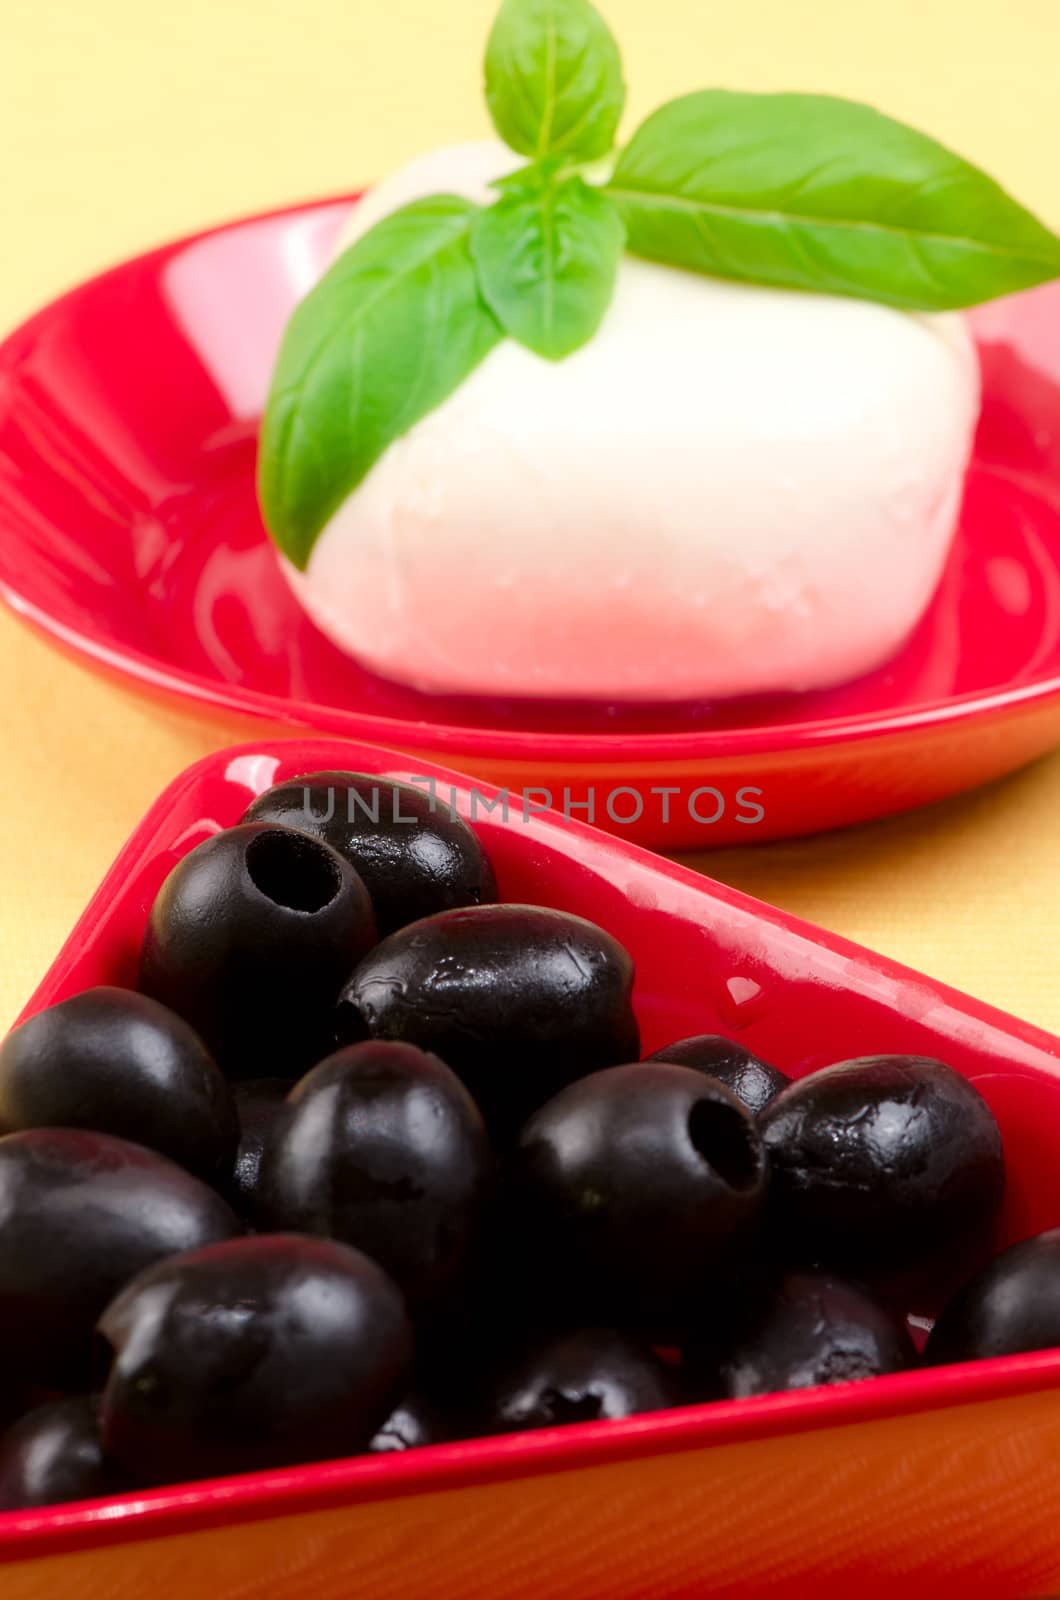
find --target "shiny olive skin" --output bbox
[0,987,238,1182]
[759,1056,1005,1285]
[339,905,639,1136]
[99,1234,413,1485]
[925,1227,1060,1365]
[230,1079,295,1216]
[255,1043,492,1307]
[140,823,376,1077]
[512,1064,768,1324]
[0,1397,125,1510]
[685,1272,916,1400]
[481,1329,678,1434]
[0,1128,240,1385]
[243,771,497,938]
[646,1035,791,1117]
[369,1393,450,1453]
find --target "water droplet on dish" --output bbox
[717,974,769,1030]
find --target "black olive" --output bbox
[684,1272,916,1400]
[0,1396,126,1510]
[511,1063,768,1326]
[758,1056,1005,1288]
[480,1329,678,1434]
[255,1042,492,1309]
[98,1233,413,1485]
[140,823,377,1077]
[0,987,238,1183]
[243,771,497,937]
[229,1078,296,1217]
[925,1226,1060,1365]
[646,1034,791,1116]
[369,1392,450,1453]
[338,905,639,1136]
[0,1128,241,1386]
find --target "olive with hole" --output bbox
[0,1128,240,1385]
[338,904,639,1136]
[759,1056,1005,1287]
[243,770,497,937]
[511,1063,768,1324]
[99,1234,413,1485]
[0,1396,125,1510]
[646,1034,791,1117]
[925,1226,1060,1365]
[480,1328,678,1434]
[255,1042,493,1308]
[140,823,376,1077]
[684,1271,916,1400]
[0,987,238,1183]
[230,1078,296,1217]
[369,1392,450,1453]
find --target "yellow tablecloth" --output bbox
[2,0,1059,1037]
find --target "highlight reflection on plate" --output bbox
[2,195,1060,847]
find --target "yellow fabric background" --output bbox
[2,0,1059,1037]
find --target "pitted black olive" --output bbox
[646,1034,791,1116]
[98,1233,412,1485]
[685,1271,916,1400]
[338,904,639,1136]
[255,1042,492,1308]
[0,987,237,1182]
[140,823,376,1077]
[512,1063,768,1325]
[0,1128,240,1386]
[759,1056,1005,1288]
[0,1396,126,1510]
[926,1226,1060,1365]
[243,771,497,937]
[480,1328,677,1433]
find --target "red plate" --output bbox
[1,198,1060,849]
[3,736,1060,1599]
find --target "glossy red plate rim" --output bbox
[3,195,1060,764]
[3,736,1060,1561]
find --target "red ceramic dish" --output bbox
[3,736,1060,1600]
[2,201,1060,850]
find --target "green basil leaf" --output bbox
[484,0,625,163]
[606,90,1060,310]
[471,172,624,359]
[258,196,502,569]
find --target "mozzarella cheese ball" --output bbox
[280,141,980,701]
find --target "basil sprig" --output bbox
[471,167,625,358]
[605,90,1060,312]
[259,0,1060,567]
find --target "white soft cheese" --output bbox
[282,140,981,700]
